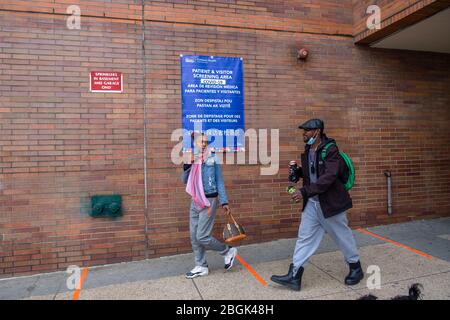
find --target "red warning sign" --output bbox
[89,71,123,93]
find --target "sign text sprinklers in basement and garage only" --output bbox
[90,71,123,93]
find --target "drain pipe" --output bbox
[384,170,393,215]
[141,0,150,259]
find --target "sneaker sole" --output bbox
[224,251,237,270]
[185,272,208,279]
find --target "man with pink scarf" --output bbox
[182,133,237,279]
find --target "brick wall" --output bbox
[353,0,417,36]
[0,9,147,277]
[352,0,450,43]
[1,1,449,277]
[1,0,354,34]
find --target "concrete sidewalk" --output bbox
[1,217,449,300]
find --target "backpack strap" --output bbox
[321,142,336,160]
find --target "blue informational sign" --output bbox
[180,55,245,152]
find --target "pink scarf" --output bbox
[186,151,211,209]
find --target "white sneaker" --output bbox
[185,266,209,279]
[224,247,237,270]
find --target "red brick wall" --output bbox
[352,0,450,41]
[0,0,354,34]
[353,0,417,36]
[0,10,147,277]
[1,1,449,277]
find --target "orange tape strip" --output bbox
[72,267,89,301]
[357,228,433,260]
[236,254,267,286]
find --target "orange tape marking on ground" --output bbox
[357,228,433,260]
[73,267,89,301]
[236,254,267,286]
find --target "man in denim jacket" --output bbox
[182,133,238,279]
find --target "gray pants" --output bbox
[190,198,230,267]
[293,199,360,274]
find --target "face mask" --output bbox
[306,131,318,145]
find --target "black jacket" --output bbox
[293,134,353,218]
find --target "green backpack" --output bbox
[321,142,355,191]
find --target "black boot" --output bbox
[345,261,364,285]
[270,263,304,291]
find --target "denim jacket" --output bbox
[181,150,229,206]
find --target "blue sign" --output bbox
[181,55,245,152]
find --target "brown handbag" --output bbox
[223,213,246,244]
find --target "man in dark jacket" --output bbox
[271,119,363,291]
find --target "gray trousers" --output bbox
[190,198,230,267]
[293,199,360,275]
